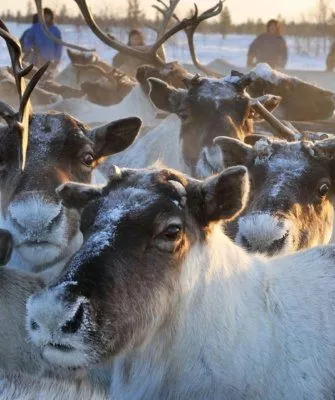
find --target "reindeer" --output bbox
[0,21,142,277]
[0,66,62,107]
[33,0,203,125]
[102,73,281,178]
[216,102,335,255]
[26,164,335,400]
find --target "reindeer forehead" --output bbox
[190,79,245,106]
[30,113,86,137]
[66,184,181,279]
[252,142,319,198]
[254,141,310,168]
[28,113,89,155]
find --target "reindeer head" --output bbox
[247,64,335,121]
[26,165,249,369]
[148,73,281,178]
[0,114,141,271]
[0,20,142,271]
[216,104,335,256]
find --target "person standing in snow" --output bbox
[247,19,288,69]
[23,8,62,71]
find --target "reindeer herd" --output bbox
[1,0,335,399]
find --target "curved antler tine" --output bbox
[0,22,35,100]
[252,100,299,142]
[74,0,150,60]
[75,0,201,66]
[150,3,199,56]
[34,0,96,52]
[17,61,50,171]
[184,1,224,78]
[19,62,50,121]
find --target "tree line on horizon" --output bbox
[1,0,335,38]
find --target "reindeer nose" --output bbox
[236,213,291,256]
[27,286,87,351]
[8,195,63,234]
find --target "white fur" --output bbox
[108,226,335,399]
[251,63,288,84]
[0,373,107,400]
[104,114,189,173]
[41,85,158,126]
[195,145,223,179]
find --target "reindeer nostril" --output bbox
[61,303,84,334]
[30,319,39,331]
[267,231,289,256]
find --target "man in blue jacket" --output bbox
[23,8,62,70]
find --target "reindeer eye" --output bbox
[163,224,182,240]
[179,111,190,122]
[81,153,94,167]
[319,183,330,198]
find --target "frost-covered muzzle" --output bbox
[27,283,95,369]
[1,194,82,271]
[236,212,292,256]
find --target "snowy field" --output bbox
[0,21,331,71]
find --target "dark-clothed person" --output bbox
[112,29,165,77]
[326,42,335,71]
[247,19,288,69]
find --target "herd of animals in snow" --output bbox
[2,0,335,399]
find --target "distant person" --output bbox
[112,29,165,77]
[20,13,38,51]
[23,8,62,70]
[326,42,335,71]
[247,19,288,69]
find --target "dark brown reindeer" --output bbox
[0,21,142,276]
[216,102,335,255]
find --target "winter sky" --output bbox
[0,0,325,24]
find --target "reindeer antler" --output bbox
[0,19,49,170]
[152,0,224,77]
[184,2,223,78]
[73,0,202,67]
[152,0,180,38]
[252,101,300,142]
[34,0,96,52]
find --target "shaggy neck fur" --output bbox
[103,114,190,175]
[41,85,157,126]
[111,226,261,399]
[111,225,335,399]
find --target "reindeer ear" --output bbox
[89,117,142,158]
[244,134,271,146]
[214,137,253,167]
[56,182,103,209]
[201,166,249,223]
[0,229,13,266]
[148,77,186,113]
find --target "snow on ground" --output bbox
[0,21,330,71]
